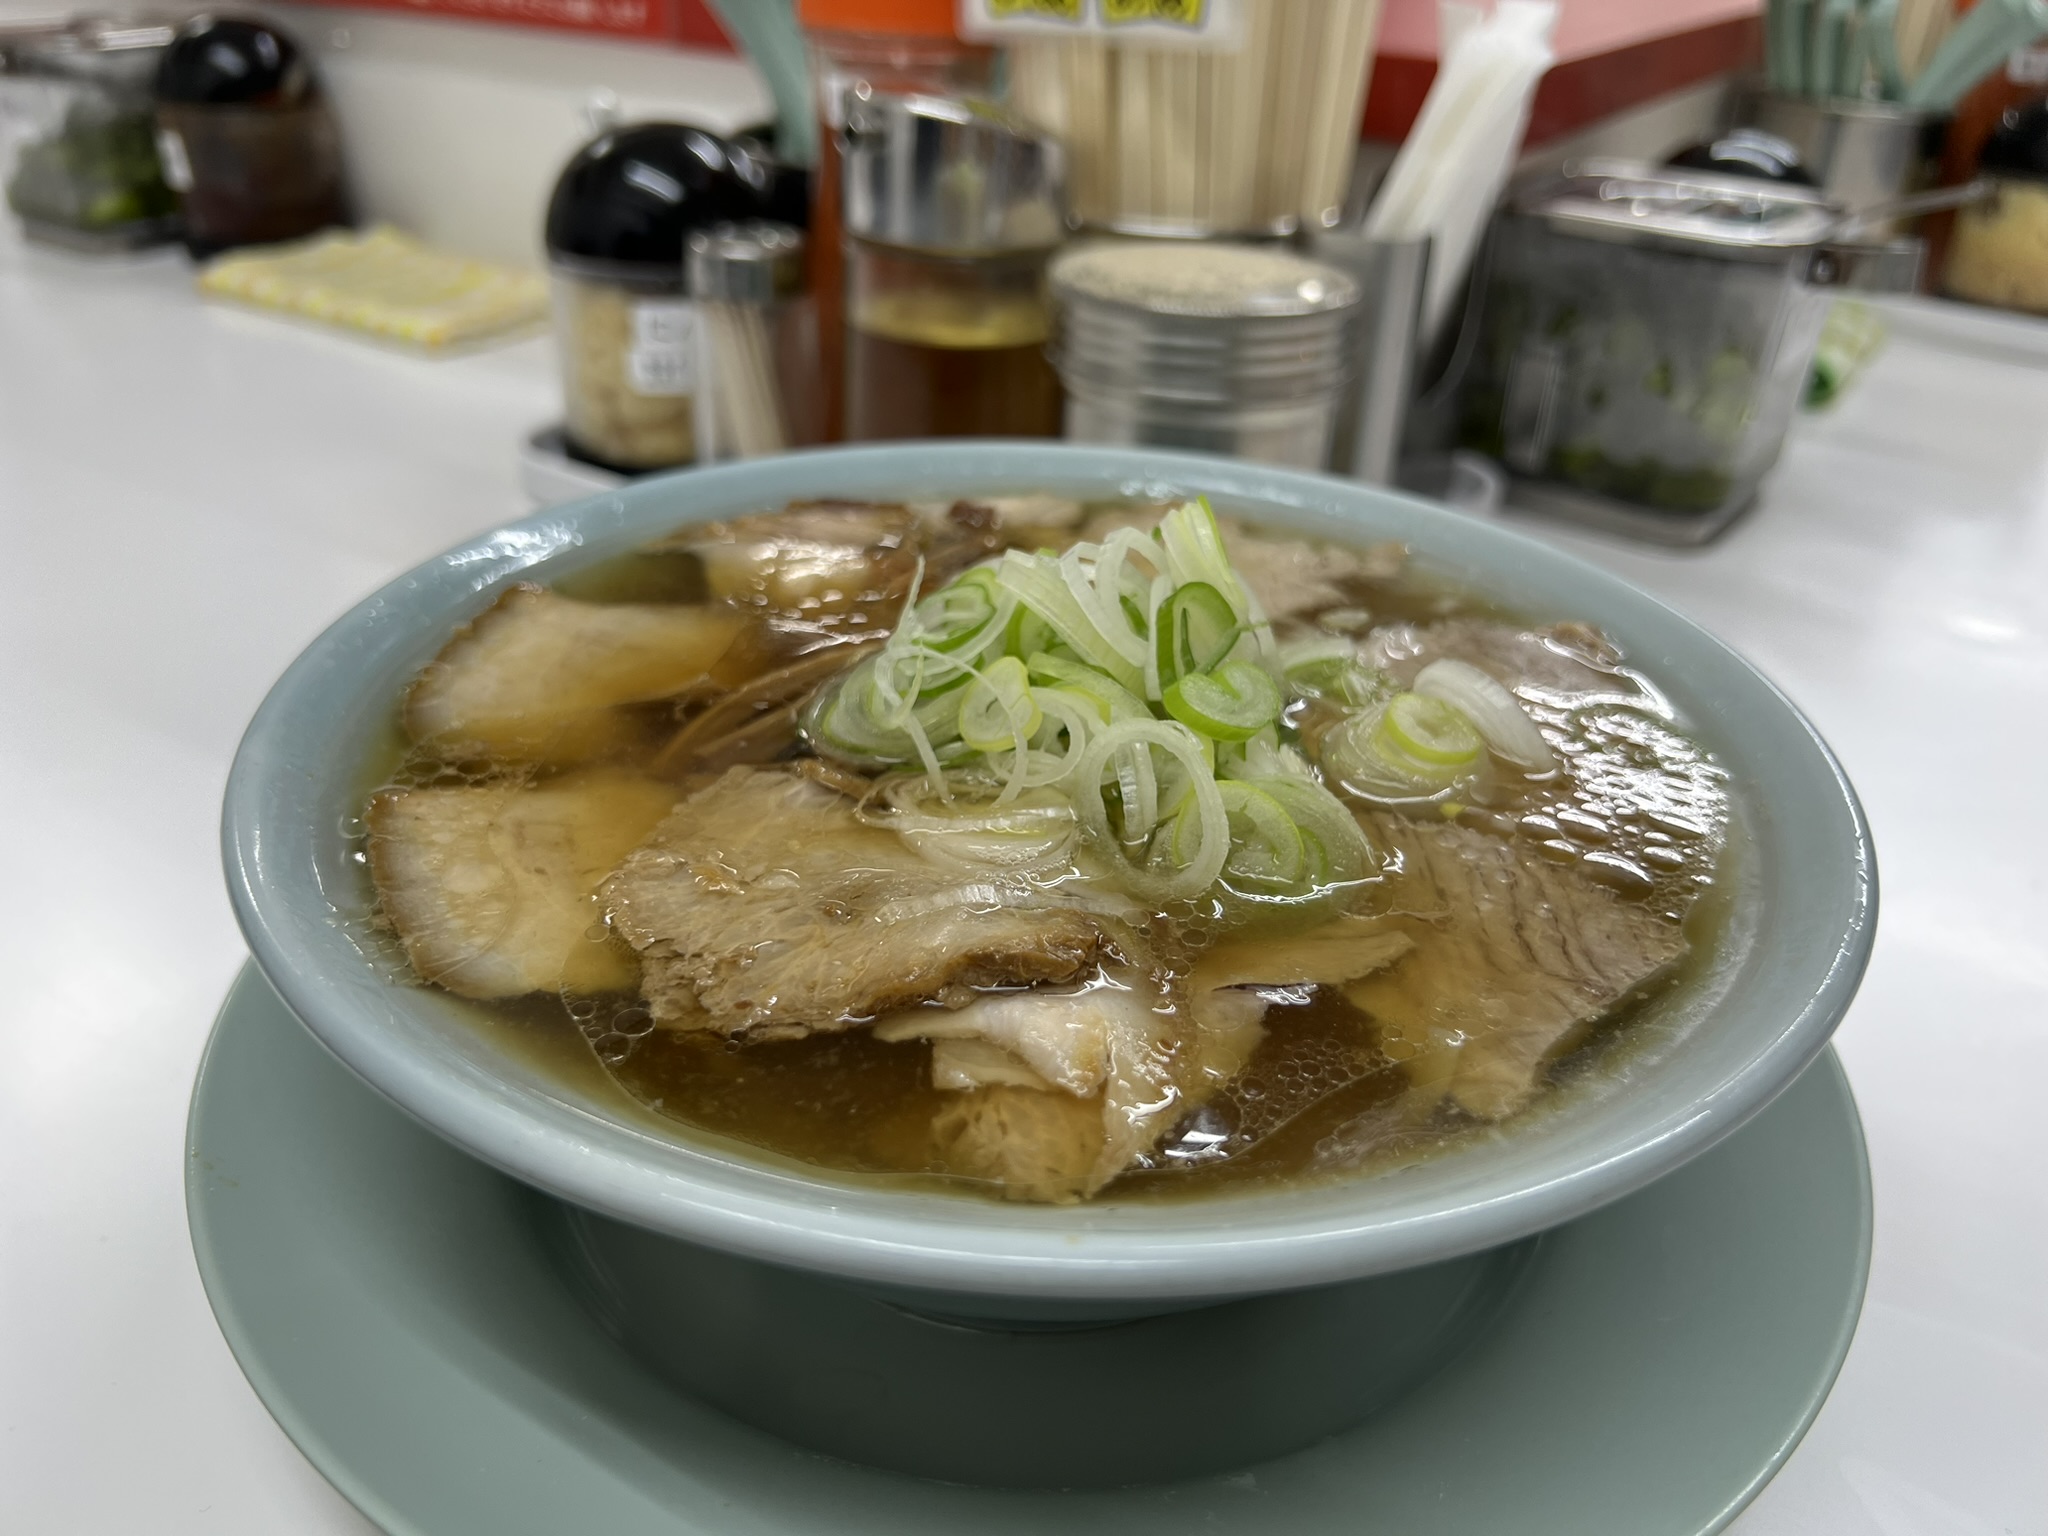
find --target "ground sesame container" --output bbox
[1048,240,1360,470]
[545,125,775,473]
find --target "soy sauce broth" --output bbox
[353,498,1737,1203]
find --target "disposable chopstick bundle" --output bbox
[1006,0,1382,235]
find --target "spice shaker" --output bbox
[1460,161,1842,544]
[152,14,347,257]
[1047,241,1360,470]
[0,18,177,251]
[545,124,768,473]
[1943,101,2048,316]
[840,92,1064,441]
[688,220,814,462]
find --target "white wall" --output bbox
[0,0,770,268]
[280,7,770,268]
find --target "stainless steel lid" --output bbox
[841,91,1064,252]
[1520,158,1842,256]
[686,220,805,303]
[1049,241,1359,408]
[1051,240,1360,318]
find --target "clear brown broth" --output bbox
[357,501,1733,1202]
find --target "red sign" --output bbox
[311,0,736,47]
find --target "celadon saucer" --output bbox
[187,966,1872,1535]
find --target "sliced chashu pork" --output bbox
[1346,813,1687,1121]
[659,499,1006,620]
[602,766,1121,1039]
[367,768,679,999]
[900,917,1415,1202]
[925,977,1266,1203]
[405,585,748,765]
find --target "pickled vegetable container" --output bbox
[0,18,177,251]
[1462,161,1843,544]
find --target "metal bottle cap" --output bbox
[686,220,806,303]
[841,91,1064,252]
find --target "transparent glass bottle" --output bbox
[839,92,1064,442]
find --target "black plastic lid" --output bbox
[1665,128,1816,186]
[729,131,811,230]
[1981,101,2048,182]
[154,14,312,107]
[545,123,781,268]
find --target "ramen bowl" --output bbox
[221,443,1873,1481]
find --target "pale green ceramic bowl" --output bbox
[221,442,1875,1312]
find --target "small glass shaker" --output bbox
[688,220,814,462]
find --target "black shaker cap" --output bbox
[155,14,312,107]
[1981,101,2048,183]
[545,123,775,267]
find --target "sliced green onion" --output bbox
[993,549,1145,693]
[912,566,1010,657]
[1073,719,1228,900]
[1215,782,1307,889]
[1155,582,1240,689]
[1251,777,1372,888]
[1026,651,1150,722]
[1380,693,1483,766]
[1162,659,1284,741]
[1411,658,1557,772]
[958,656,1041,753]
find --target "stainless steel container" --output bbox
[1736,88,1936,236]
[1310,230,1430,484]
[1461,161,1843,544]
[1048,240,1360,470]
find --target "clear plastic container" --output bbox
[552,261,701,471]
[1461,162,1840,540]
[0,19,177,251]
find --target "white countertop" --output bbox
[1,227,2042,1534]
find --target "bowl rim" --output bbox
[222,442,1876,1301]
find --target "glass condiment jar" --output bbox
[152,15,347,257]
[840,92,1064,441]
[0,18,177,251]
[1943,101,2048,317]
[544,124,771,473]
[797,0,995,438]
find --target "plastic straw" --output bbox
[1364,0,1557,345]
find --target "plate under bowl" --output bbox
[221,442,1876,1307]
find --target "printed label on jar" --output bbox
[155,128,194,193]
[626,300,698,396]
